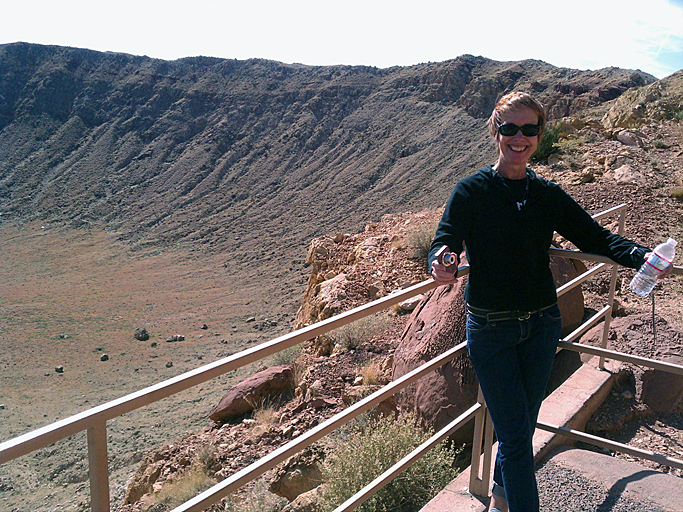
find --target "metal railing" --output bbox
[1,203,682,512]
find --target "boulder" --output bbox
[392,257,586,442]
[398,294,424,313]
[123,461,163,505]
[392,278,477,443]
[550,252,587,336]
[613,164,646,185]
[616,130,645,148]
[134,327,149,341]
[269,446,324,501]
[316,273,350,320]
[209,364,294,423]
[281,485,325,512]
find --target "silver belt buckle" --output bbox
[517,312,531,321]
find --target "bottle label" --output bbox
[646,253,671,272]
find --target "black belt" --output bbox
[466,303,557,322]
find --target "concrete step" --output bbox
[419,361,683,511]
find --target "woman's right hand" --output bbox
[431,260,457,285]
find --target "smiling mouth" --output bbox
[509,145,527,152]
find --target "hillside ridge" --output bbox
[0,42,657,272]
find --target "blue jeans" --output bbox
[466,304,562,512]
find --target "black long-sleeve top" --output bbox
[428,166,650,312]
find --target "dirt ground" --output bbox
[0,222,309,511]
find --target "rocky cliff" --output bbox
[0,43,656,273]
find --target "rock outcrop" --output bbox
[392,278,477,443]
[268,446,324,501]
[294,211,442,329]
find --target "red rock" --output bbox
[392,277,477,443]
[209,364,294,423]
[392,257,585,443]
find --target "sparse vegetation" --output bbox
[252,399,279,425]
[152,467,215,510]
[654,139,668,149]
[270,344,302,366]
[329,314,391,351]
[674,109,683,123]
[405,222,439,265]
[551,135,586,169]
[321,413,461,512]
[671,186,683,201]
[223,478,288,512]
[531,120,565,163]
[247,397,281,436]
[195,444,220,472]
[360,362,382,385]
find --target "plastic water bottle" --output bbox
[630,238,677,297]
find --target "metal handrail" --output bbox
[536,422,683,470]
[170,341,469,512]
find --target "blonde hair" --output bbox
[487,92,546,139]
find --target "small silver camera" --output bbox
[435,245,457,267]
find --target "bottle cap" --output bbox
[668,238,677,247]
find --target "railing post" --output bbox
[87,420,110,512]
[599,208,626,368]
[481,406,494,489]
[469,387,491,497]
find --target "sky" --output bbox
[2,0,683,79]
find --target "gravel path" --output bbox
[536,460,668,512]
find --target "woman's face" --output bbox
[495,106,540,169]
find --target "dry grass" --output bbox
[252,400,279,426]
[270,344,302,366]
[194,445,220,472]
[246,397,281,437]
[360,362,381,385]
[223,478,287,512]
[329,314,391,350]
[404,222,438,263]
[154,467,215,509]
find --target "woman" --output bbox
[429,91,671,512]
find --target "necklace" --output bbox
[500,172,529,211]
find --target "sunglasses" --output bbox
[497,123,542,137]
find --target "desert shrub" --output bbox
[329,314,391,351]
[195,445,220,472]
[551,135,586,169]
[531,120,564,163]
[671,186,683,201]
[405,222,438,265]
[674,109,683,123]
[321,413,461,512]
[653,139,668,149]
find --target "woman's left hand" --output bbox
[644,252,674,279]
